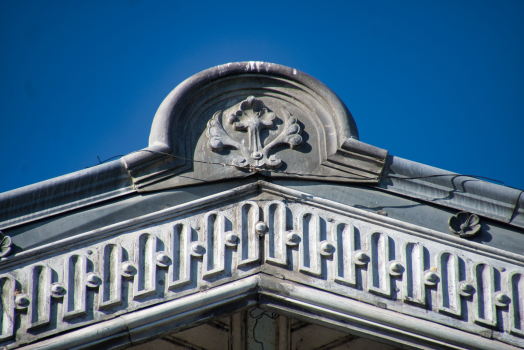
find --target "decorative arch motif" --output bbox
[122,62,388,191]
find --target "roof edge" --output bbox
[0,159,135,230]
[377,155,524,228]
[0,154,522,231]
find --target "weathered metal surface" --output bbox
[378,155,524,228]
[122,62,388,191]
[3,178,256,255]
[274,179,524,255]
[0,159,134,230]
[0,182,523,349]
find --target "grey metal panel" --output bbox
[3,178,256,254]
[273,179,524,255]
[377,155,524,228]
[511,191,524,227]
[0,159,134,230]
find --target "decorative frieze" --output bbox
[1,191,524,348]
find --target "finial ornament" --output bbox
[205,96,302,169]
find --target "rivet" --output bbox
[51,283,65,298]
[156,253,170,267]
[495,292,509,305]
[226,233,239,246]
[320,242,335,256]
[286,232,300,246]
[354,251,369,265]
[15,294,30,308]
[459,282,474,296]
[389,262,403,276]
[191,242,205,257]
[86,273,101,288]
[424,271,439,285]
[122,262,137,278]
[255,222,267,235]
[122,262,134,273]
[51,284,64,294]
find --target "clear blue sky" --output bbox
[1,1,523,193]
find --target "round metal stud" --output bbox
[86,273,101,288]
[286,232,300,246]
[495,292,510,306]
[15,294,30,310]
[459,282,474,297]
[191,242,205,257]
[122,262,137,278]
[320,242,335,256]
[424,271,439,286]
[156,252,170,267]
[267,155,282,168]
[51,283,65,298]
[251,152,263,160]
[255,222,267,235]
[354,251,369,265]
[389,261,403,276]
[225,233,239,246]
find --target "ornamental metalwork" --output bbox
[449,211,481,238]
[205,96,302,169]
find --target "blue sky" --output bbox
[1,1,523,193]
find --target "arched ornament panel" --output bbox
[123,62,388,191]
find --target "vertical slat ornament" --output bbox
[63,254,87,320]
[298,211,322,277]
[133,233,157,299]
[473,262,496,326]
[332,221,358,287]
[27,264,51,328]
[203,212,226,278]
[367,231,391,297]
[402,242,425,305]
[237,201,261,267]
[509,271,524,336]
[99,243,122,309]
[168,221,192,289]
[0,274,15,340]
[437,251,461,316]
[264,201,288,267]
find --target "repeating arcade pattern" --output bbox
[0,199,523,347]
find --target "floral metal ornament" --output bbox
[0,230,12,258]
[448,211,481,238]
[206,96,302,169]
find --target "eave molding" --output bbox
[1,181,522,270]
[15,275,519,350]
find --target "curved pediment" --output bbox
[123,62,388,191]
